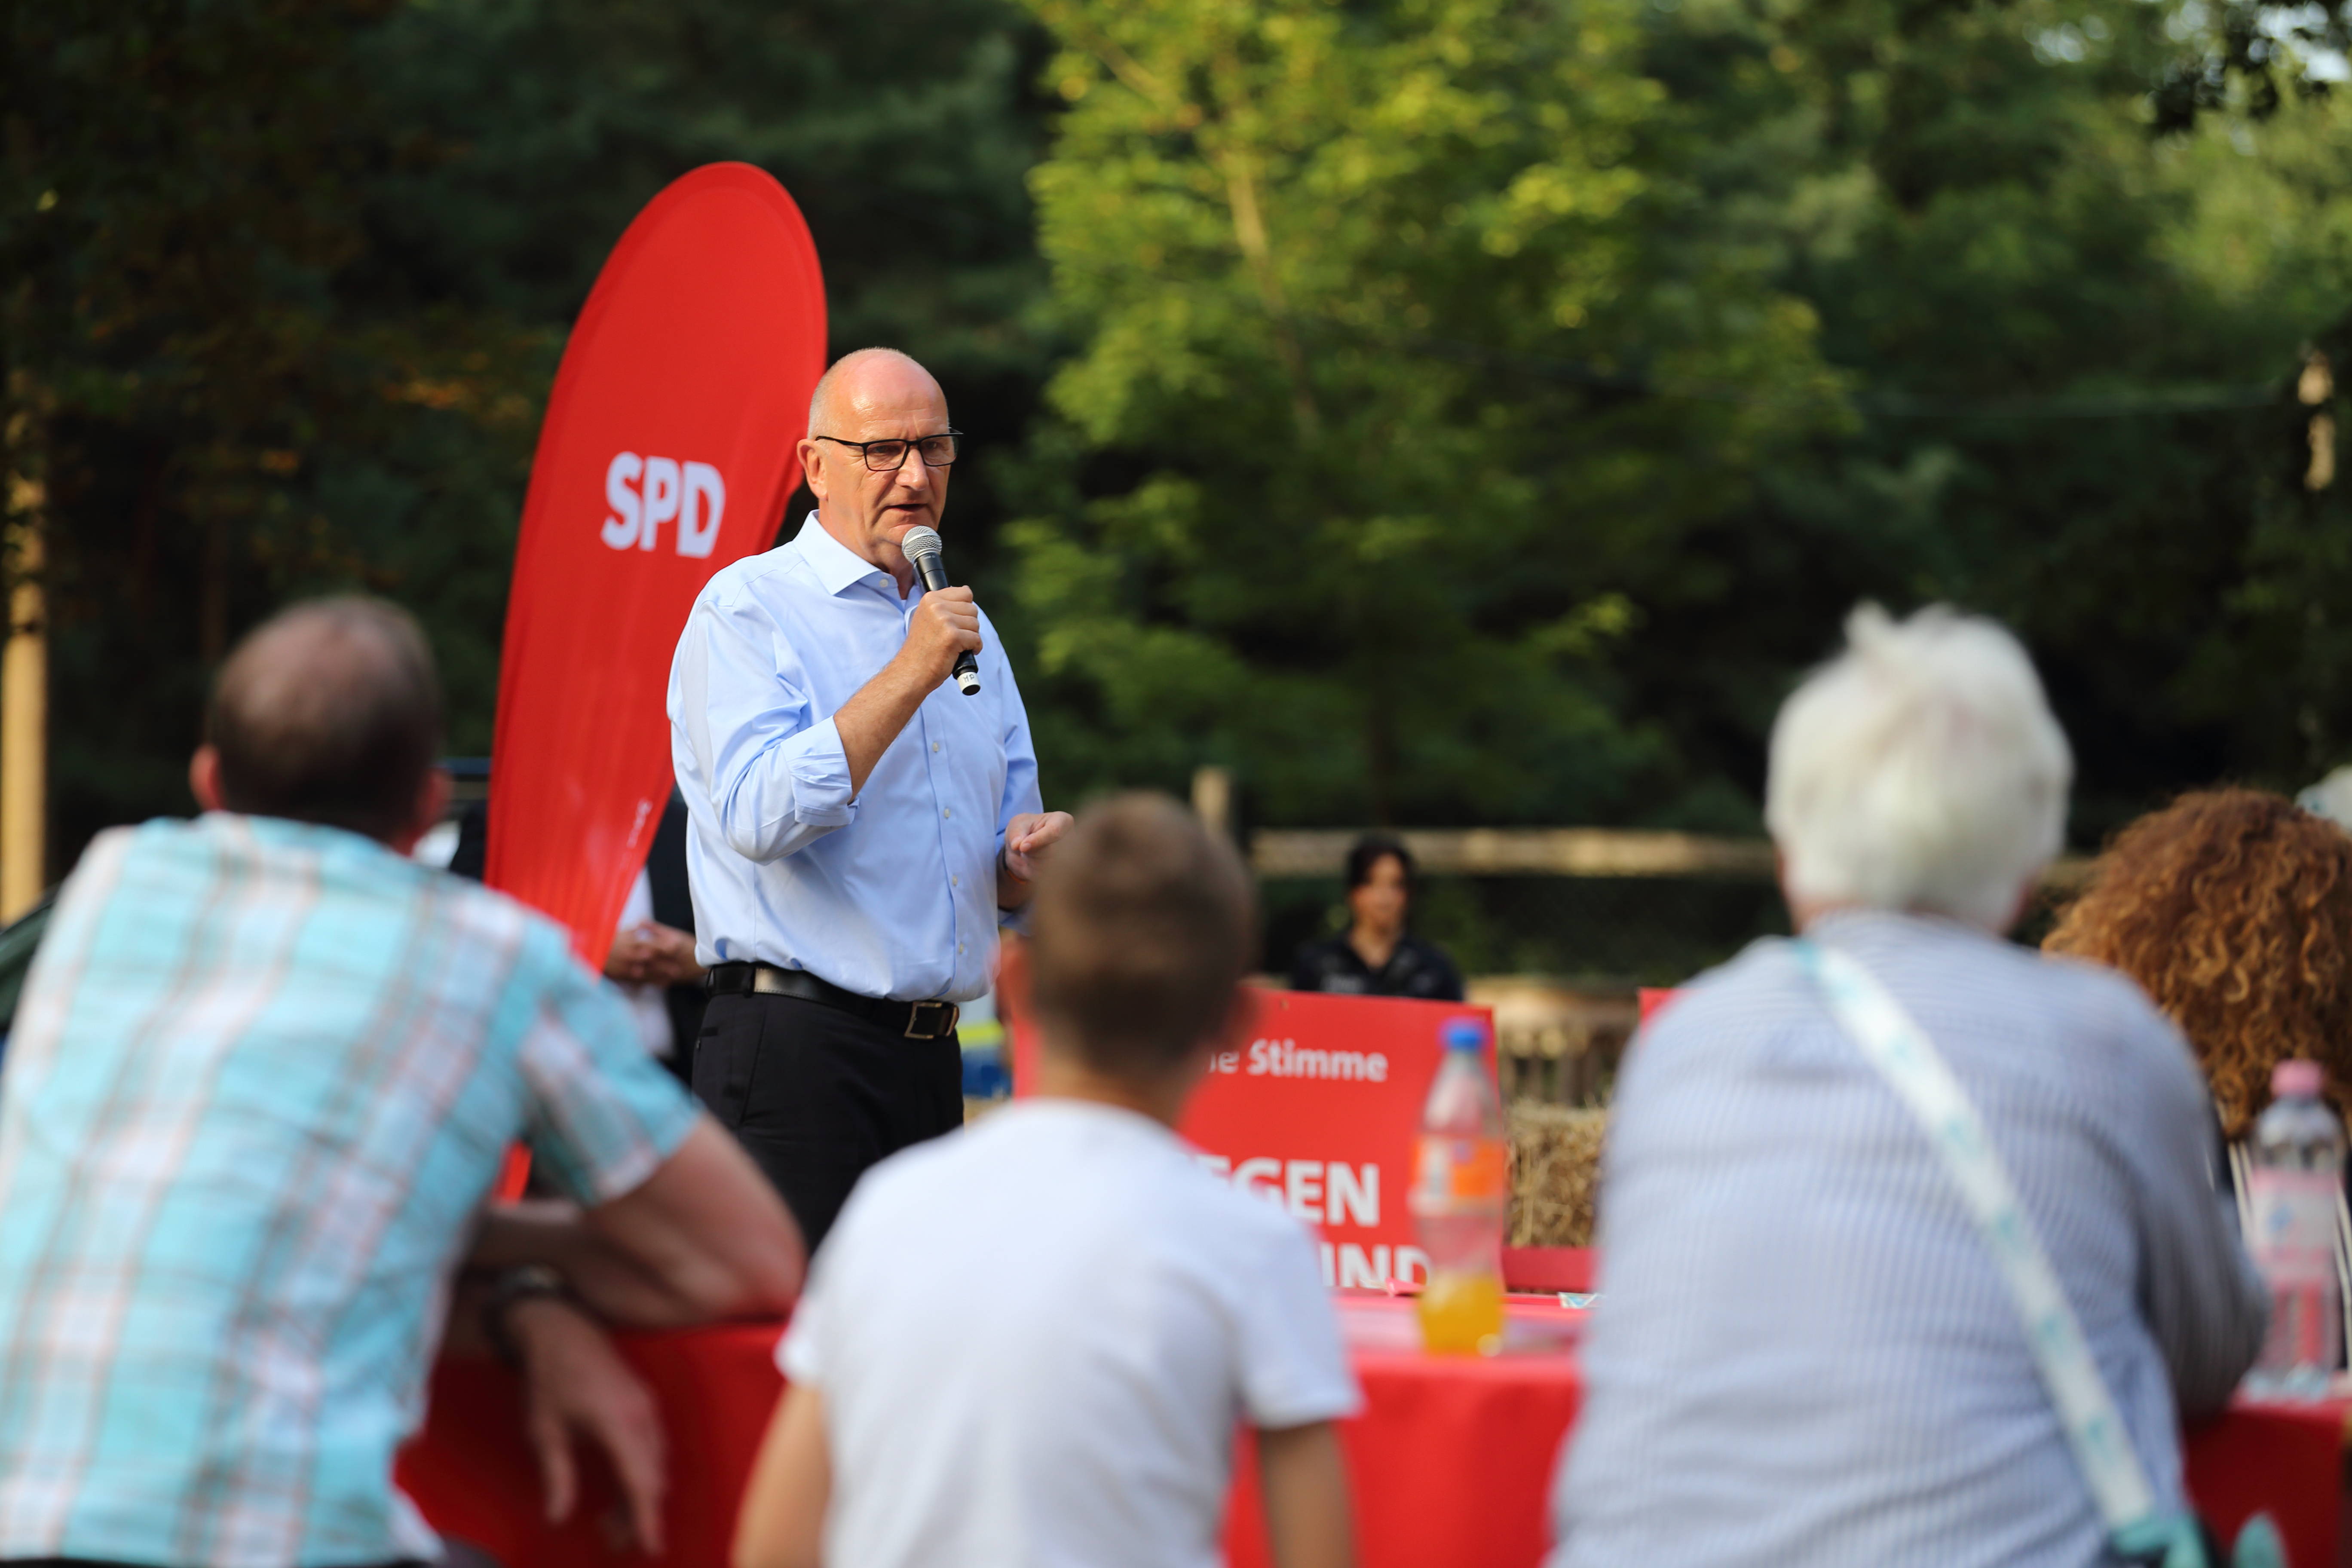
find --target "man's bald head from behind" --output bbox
[202,597,444,844]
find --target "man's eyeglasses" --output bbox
[812,431,963,472]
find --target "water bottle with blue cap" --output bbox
[1411,1015,1508,1352]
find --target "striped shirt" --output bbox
[1550,911,2266,1568]
[0,814,698,1568]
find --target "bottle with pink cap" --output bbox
[2245,1058,2346,1396]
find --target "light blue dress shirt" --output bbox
[668,514,1041,1003]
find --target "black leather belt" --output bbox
[705,962,961,1041]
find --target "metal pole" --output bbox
[2304,349,2337,492]
[3,522,46,920]
[1191,765,1234,840]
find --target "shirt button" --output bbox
[942,807,952,819]
[952,876,960,888]
[959,943,966,954]
[932,741,941,753]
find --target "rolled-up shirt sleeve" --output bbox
[515,922,700,1203]
[671,587,857,864]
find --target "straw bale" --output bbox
[1508,1103,1608,1247]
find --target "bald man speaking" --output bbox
[668,348,1071,1247]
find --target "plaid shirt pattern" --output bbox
[0,814,698,1568]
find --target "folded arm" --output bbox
[473,1118,804,1325]
[834,583,983,796]
[673,584,988,865]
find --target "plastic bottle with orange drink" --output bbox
[1411,1016,1509,1354]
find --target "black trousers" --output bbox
[693,991,964,1252]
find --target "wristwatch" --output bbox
[481,1264,575,1367]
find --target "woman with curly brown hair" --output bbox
[2045,785,2352,1367]
[2044,787,2352,1139]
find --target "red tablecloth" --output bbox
[397,1324,787,1568]
[397,1302,2349,1568]
[1223,1300,1584,1568]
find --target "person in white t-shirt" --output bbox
[732,792,1361,1568]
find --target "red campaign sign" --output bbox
[1014,989,1493,1289]
[485,163,827,963]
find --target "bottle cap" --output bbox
[2272,1058,2324,1099]
[1441,1017,1486,1053]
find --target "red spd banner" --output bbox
[1015,989,1493,1289]
[485,164,826,962]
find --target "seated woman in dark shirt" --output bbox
[1289,835,1464,1001]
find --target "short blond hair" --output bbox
[1027,794,1257,1076]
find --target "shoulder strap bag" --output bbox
[1793,938,2282,1568]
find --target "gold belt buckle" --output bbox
[905,1000,960,1040]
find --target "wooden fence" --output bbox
[1250,826,2092,888]
[1244,817,2094,1105]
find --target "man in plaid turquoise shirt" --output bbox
[0,600,803,1568]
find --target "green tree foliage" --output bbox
[1004,0,1841,829]
[15,0,2352,886]
[3,0,1051,870]
[1652,0,2352,838]
[2147,0,2352,128]
[1011,0,2352,841]
[356,0,1054,529]
[2,0,528,858]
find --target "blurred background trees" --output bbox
[1009,0,2352,845]
[8,0,2352,873]
[1004,0,1837,832]
[3,0,1053,861]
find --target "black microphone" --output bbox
[897,526,981,697]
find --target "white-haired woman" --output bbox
[1548,605,2264,1568]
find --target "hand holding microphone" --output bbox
[898,526,982,696]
